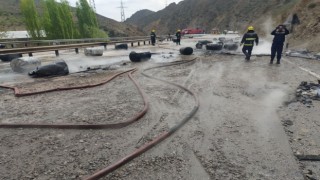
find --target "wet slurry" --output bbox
[0,35,319,179]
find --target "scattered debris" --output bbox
[196,40,213,49]
[296,81,320,105]
[286,49,318,59]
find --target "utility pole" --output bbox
[118,0,127,22]
[89,0,96,12]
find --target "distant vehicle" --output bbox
[181,28,205,35]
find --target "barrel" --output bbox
[223,43,238,51]
[206,43,223,51]
[129,51,152,62]
[10,57,41,73]
[0,54,22,62]
[28,61,69,77]
[180,47,193,55]
[115,44,128,50]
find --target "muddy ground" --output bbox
[0,36,320,180]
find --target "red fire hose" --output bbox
[84,58,199,180]
[0,69,149,129]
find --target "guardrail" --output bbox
[0,36,151,48]
[0,38,151,56]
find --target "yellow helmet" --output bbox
[177,29,181,32]
[152,29,155,32]
[248,26,254,31]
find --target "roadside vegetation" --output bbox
[20,0,108,40]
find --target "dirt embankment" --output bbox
[289,0,320,52]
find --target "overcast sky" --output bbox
[65,0,183,22]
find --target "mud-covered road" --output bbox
[0,36,319,180]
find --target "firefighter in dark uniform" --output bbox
[150,29,156,46]
[270,25,290,64]
[240,26,259,61]
[176,29,181,45]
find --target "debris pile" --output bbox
[296,81,320,106]
[286,49,320,60]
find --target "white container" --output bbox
[84,47,104,56]
[10,57,41,73]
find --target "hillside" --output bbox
[0,0,144,37]
[126,0,319,51]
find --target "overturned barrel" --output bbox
[84,47,104,56]
[115,44,128,50]
[196,43,203,49]
[206,43,223,51]
[223,43,238,51]
[28,61,69,78]
[129,51,152,62]
[0,54,22,62]
[180,47,193,55]
[10,57,41,73]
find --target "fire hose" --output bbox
[0,68,149,129]
[84,58,199,179]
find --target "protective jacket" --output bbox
[271,28,289,44]
[241,30,259,46]
[176,32,181,39]
[150,32,156,39]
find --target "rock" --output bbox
[84,47,104,56]
[10,57,41,73]
[179,47,193,55]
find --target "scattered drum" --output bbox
[129,51,152,62]
[115,44,128,50]
[180,47,194,55]
[28,61,69,78]
[84,47,104,56]
[10,57,41,73]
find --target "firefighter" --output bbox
[240,26,259,61]
[150,29,156,46]
[176,29,181,45]
[270,25,290,64]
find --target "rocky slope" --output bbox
[126,0,319,51]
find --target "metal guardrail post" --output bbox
[75,48,79,54]
[55,50,59,56]
[131,42,134,47]
[28,52,33,57]
[138,42,140,46]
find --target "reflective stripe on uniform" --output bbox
[245,38,256,41]
[244,44,253,46]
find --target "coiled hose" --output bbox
[85,58,199,179]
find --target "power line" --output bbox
[117,0,127,22]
